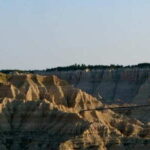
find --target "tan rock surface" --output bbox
[0,73,149,150]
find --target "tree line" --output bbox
[46,63,150,72]
[1,63,150,74]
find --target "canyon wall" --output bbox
[46,68,150,104]
[0,73,150,149]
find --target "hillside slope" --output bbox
[0,73,149,149]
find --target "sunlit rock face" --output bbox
[47,68,150,104]
[0,73,150,150]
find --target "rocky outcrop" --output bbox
[46,68,150,104]
[0,73,150,150]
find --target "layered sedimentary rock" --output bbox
[46,68,150,104]
[0,73,149,149]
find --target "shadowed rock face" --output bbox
[0,100,90,150]
[0,73,150,150]
[46,68,150,104]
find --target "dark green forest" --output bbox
[1,63,150,74]
[46,63,150,71]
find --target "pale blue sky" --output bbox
[0,0,150,69]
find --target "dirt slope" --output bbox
[0,73,149,150]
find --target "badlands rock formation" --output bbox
[0,73,149,150]
[47,68,150,104]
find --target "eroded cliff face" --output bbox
[0,73,149,150]
[47,68,150,104]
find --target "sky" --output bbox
[0,0,150,70]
